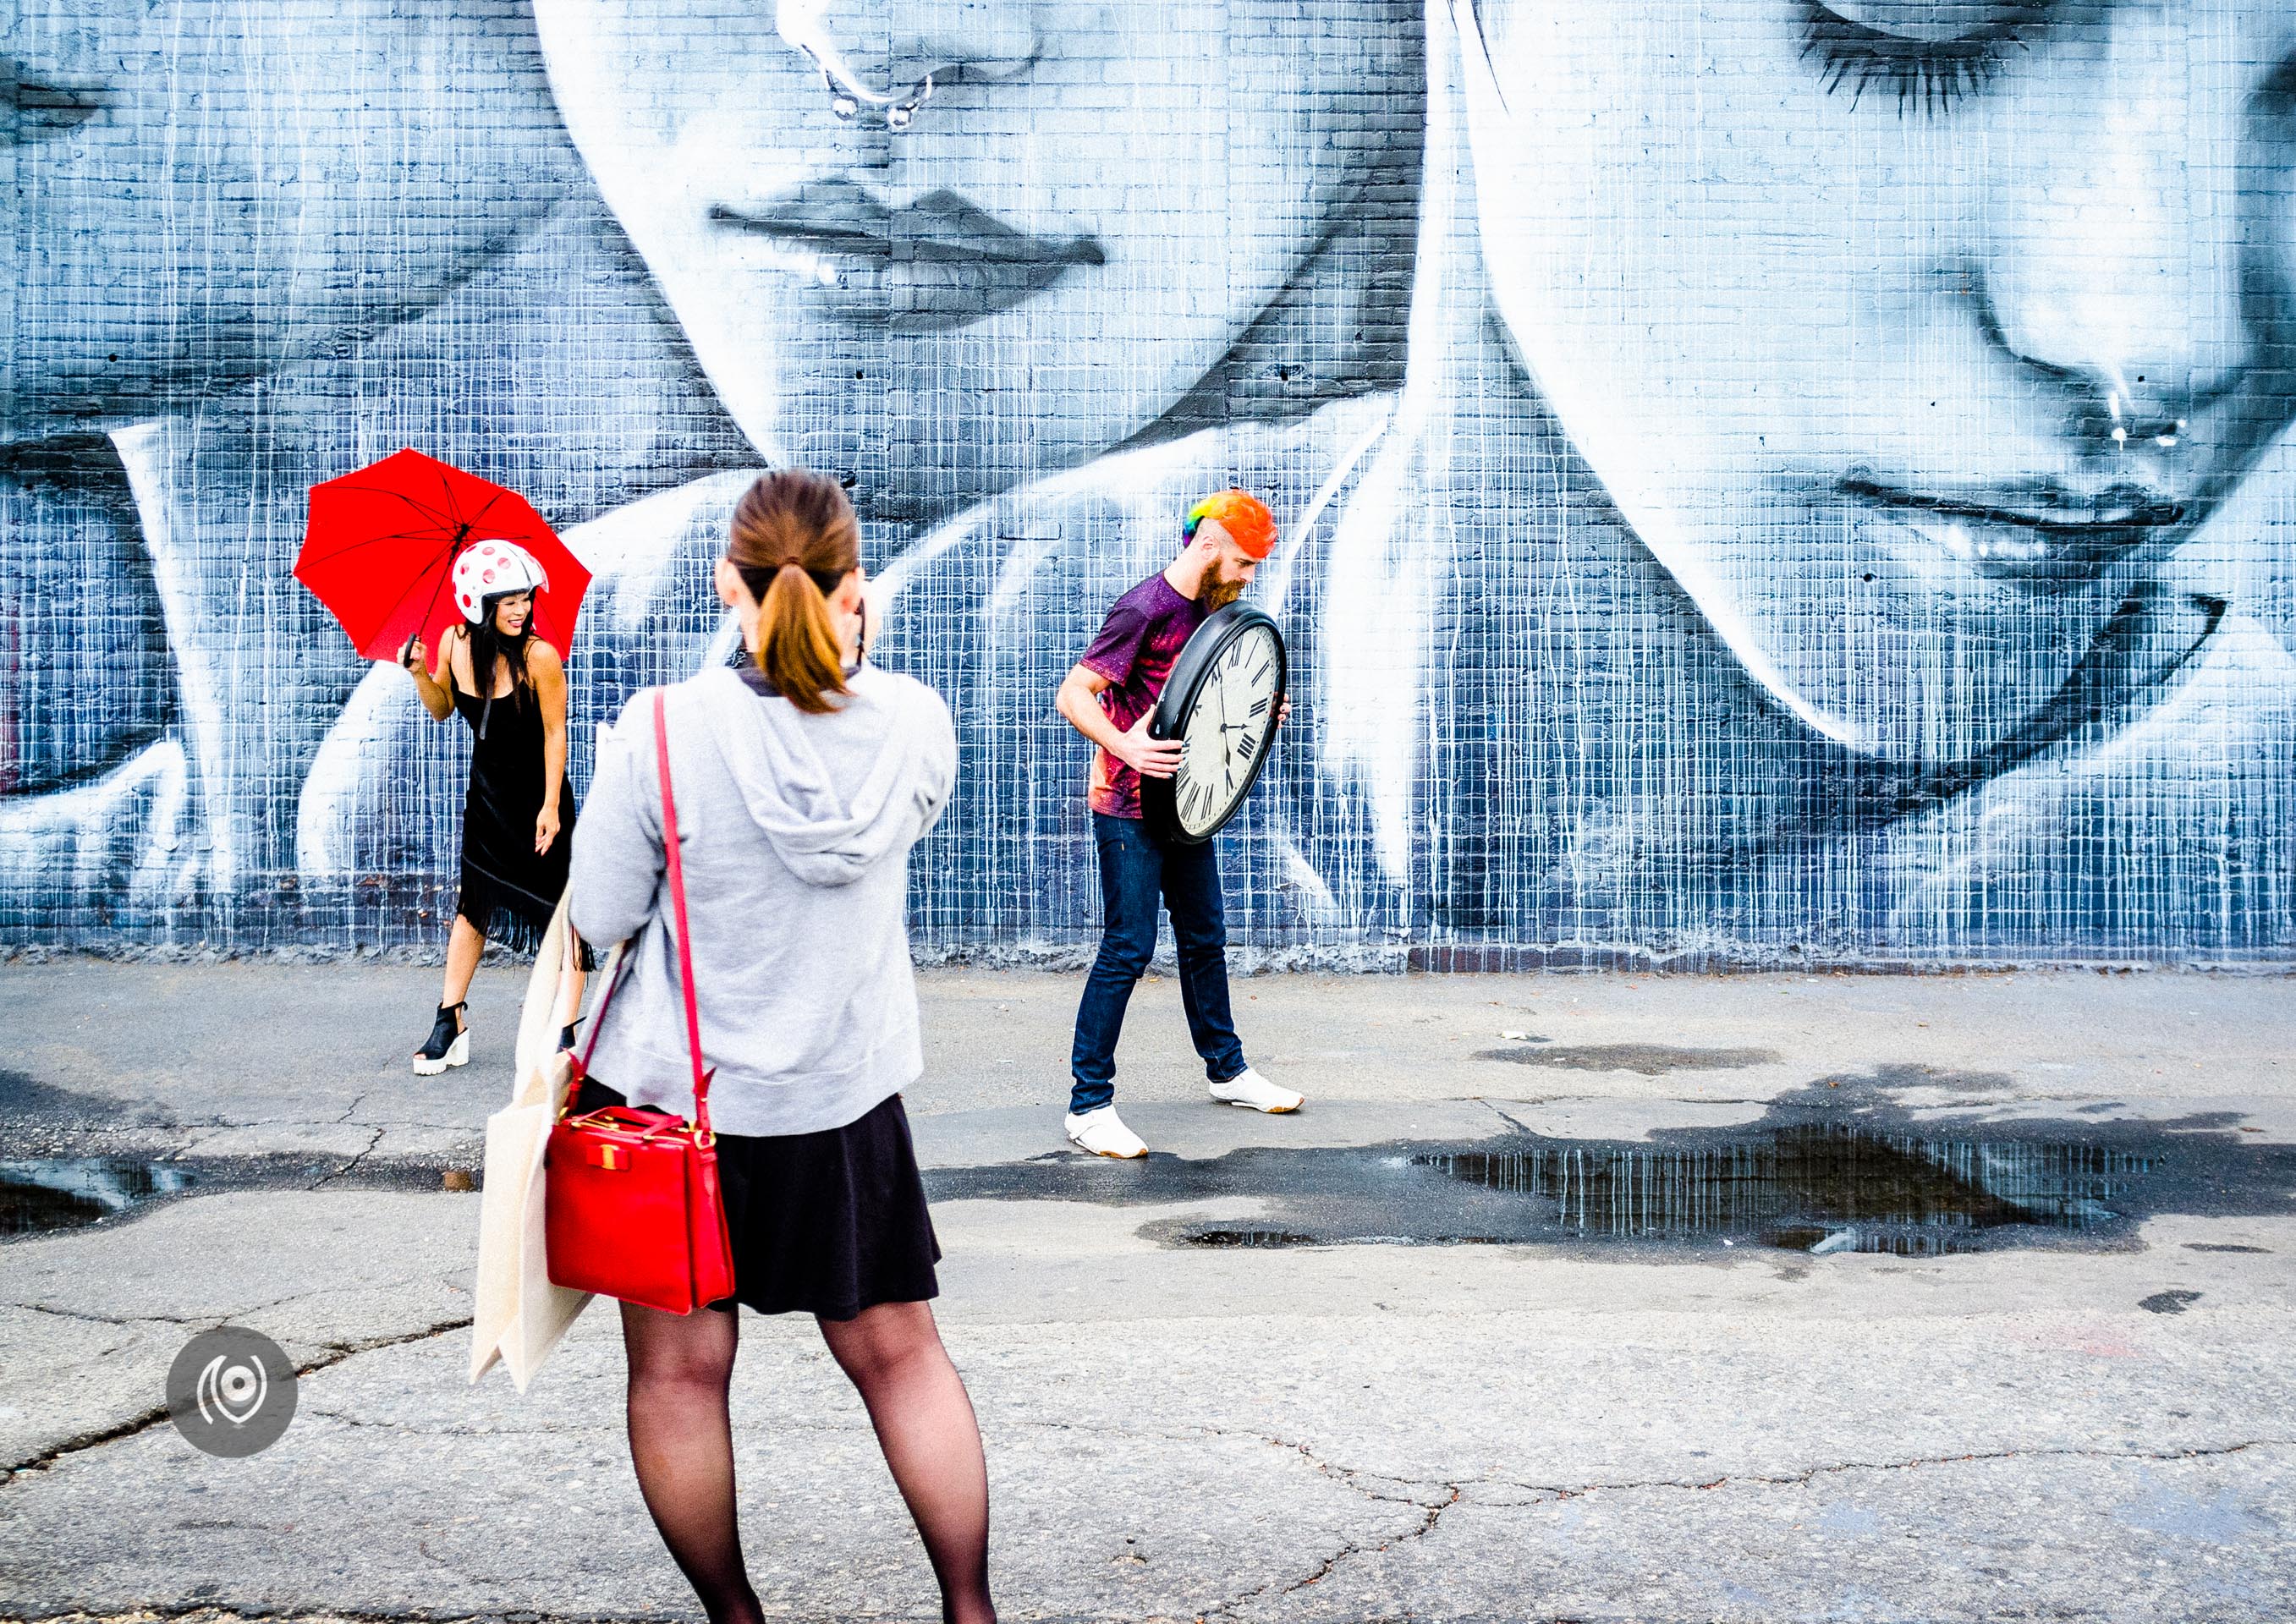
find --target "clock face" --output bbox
[1171,619,1284,841]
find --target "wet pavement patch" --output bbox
[1413,1127,2155,1254]
[0,1151,470,1238]
[0,1069,177,1134]
[2140,1290,2205,1314]
[931,1108,2296,1258]
[1816,1063,2018,1094]
[1475,1043,1779,1075]
[1178,1228,1318,1249]
[0,1157,197,1236]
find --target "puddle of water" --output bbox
[1183,1228,1318,1249]
[1414,1126,2151,1254]
[935,1116,2293,1256]
[0,1157,197,1237]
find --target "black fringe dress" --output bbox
[452,684,585,960]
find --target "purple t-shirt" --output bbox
[1078,572,1207,819]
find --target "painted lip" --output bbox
[1836,473,2193,590]
[709,178,1106,333]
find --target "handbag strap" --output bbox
[652,688,715,1136]
[565,688,713,1138]
[572,945,631,1075]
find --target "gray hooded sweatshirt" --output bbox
[568,661,956,1137]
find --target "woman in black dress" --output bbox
[395,540,587,1074]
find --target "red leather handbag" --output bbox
[546,689,737,1315]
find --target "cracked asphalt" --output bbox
[3,960,2293,1621]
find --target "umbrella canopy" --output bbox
[296,448,590,662]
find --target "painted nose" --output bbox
[1974,13,2290,444]
[777,1,1041,115]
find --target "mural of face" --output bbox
[3,3,632,940]
[8,1,567,437]
[532,1,1409,526]
[1460,1,2296,765]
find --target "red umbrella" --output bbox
[296,448,590,662]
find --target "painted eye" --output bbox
[1799,1,2052,115]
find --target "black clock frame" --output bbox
[1140,603,1288,847]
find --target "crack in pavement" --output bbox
[1488,1434,2296,1502]
[306,1127,390,1191]
[1195,1433,2295,1618]
[0,1303,204,1329]
[300,1412,624,1437]
[1281,1483,1461,1601]
[1,1287,363,1341]
[1246,1431,1448,1512]
[2,1315,475,1480]
[1206,1479,1461,1618]
[1196,1432,1459,1620]
[1472,1099,1538,1138]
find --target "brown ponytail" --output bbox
[727,469,861,715]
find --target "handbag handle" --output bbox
[566,688,713,1138]
[651,688,715,1138]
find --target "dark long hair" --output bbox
[465,591,536,707]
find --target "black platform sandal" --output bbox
[413,1001,470,1076]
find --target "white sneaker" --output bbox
[1209,1067,1303,1113]
[1064,1106,1148,1159]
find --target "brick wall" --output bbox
[6,3,2293,965]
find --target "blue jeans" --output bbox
[1068,811,1247,1114]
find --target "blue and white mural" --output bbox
[6,2,2293,965]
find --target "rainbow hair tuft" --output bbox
[1181,489,1277,561]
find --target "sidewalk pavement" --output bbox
[2,960,2293,1621]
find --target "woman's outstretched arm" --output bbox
[396,629,458,721]
[532,641,569,853]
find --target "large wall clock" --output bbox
[1140,604,1288,846]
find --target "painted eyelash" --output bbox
[1799,3,2052,115]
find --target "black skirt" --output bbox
[567,1076,941,1320]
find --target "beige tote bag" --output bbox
[469,892,615,1390]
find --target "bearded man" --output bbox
[1052,489,1303,1158]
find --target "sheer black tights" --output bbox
[819,1301,997,1624]
[619,1302,760,1624]
[619,1298,996,1624]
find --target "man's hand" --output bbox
[1112,710,1184,780]
[1275,695,1292,729]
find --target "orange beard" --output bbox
[1201,575,1246,612]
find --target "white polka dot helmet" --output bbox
[452,540,548,623]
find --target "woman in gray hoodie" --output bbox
[568,470,988,1624]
